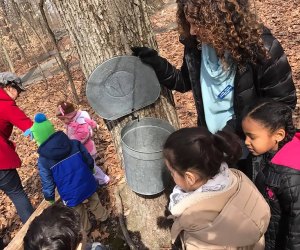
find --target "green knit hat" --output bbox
[31,113,55,146]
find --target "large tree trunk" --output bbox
[52,0,179,249]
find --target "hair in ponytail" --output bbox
[163,127,242,181]
[242,99,296,149]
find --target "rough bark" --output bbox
[51,0,179,248]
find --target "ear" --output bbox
[184,171,197,186]
[274,128,286,143]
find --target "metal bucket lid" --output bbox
[86,56,161,120]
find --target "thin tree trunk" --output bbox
[0,35,15,72]
[39,0,79,104]
[13,0,49,55]
[0,0,31,67]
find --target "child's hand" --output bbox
[24,128,33,140]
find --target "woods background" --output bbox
[0,0,299,249]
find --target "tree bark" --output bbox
[39,0,79,104]
[0,35,15,72]
[51,0,179,248]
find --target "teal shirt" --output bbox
[200,44,236,133]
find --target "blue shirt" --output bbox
[200,44,236,133]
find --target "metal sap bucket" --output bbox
[121,117,175,195]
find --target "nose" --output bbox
[244,136,251,146]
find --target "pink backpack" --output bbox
[67,118,96,144]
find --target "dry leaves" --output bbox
[1,0,299,248]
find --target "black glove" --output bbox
[131,46,175,85]
[131,46,160,66]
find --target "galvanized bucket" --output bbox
[121,117,175,195]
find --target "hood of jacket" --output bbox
[38,131,72,160]
[170,169,270,248]
[271,132,300,171]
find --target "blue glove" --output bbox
[24,128,33,140]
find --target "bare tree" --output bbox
[39,0,79,103]
[51,0,179,248]
[0,34,15,72]
[0,0,31,67]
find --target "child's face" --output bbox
[242,116,279,156]
[58,116,73,124]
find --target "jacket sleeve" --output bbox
[258,29,297,109]
[155,50,192,93]
[38,157,55,201]
[78,141,94,170]
[278,174,300,249]
[7,102,33,132]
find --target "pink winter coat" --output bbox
[66,111,97,155]
[0,88,33,169]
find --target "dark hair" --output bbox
[24,204,83,250]
[0,82,23,93]
[242,100,296,149]
[56,101,75,116]
[163,127,242,180]
[176,0,268,66]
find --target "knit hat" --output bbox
[30,113,55,146]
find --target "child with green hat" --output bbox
[26,113,109,234]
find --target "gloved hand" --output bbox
[131,46,174,83]
[131,46,159,65]
[24,128,33,140]
[48,200,55,205]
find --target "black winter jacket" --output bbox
[155,28,296,133]
[255,133,300,250]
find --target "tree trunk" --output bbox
[0,35,15,72]
[39,0,80,104]
[51,0,179,248]
[13,0,49,55]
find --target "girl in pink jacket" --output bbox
[56,101,109,185]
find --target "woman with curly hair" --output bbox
[132,0,296,145]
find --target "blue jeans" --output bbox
[0,169,33,223]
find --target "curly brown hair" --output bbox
[176,0,268,66]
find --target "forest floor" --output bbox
[0,0,299,249]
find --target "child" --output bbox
[163,127,270,249]
[56,101,110,186]
[242,100,300,250]
[24,204,107,250]
[27,113,109,234]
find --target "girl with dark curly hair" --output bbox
[132,0,296,141]
[242,100,300,249]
